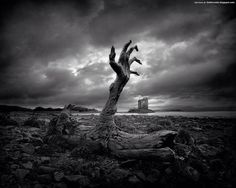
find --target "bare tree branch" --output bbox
[121,40,132,53]
[110,62,122,75]
[130,70,140,76]
[127,45,138,56]
[109,46,116,62]
[46,40,177,161]
[129,57,142,65]
[109,46,122,75]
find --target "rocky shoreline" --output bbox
[0,112,236,188]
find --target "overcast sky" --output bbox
[0,0,236,110]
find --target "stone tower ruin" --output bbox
[138,97,148,110]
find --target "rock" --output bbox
[40,156,51,163]
[174,129,194,146]
[120,159,137,168]
[22,143,35,154]
[91,167,100,178]
[189,159,209,174]
[34,184,44,188]
[23,117,42,128]
[210,158,224,171]
[38,166,56,174]
[13,169,29,181]
[0,113,18,126]
[146,174,158,183]
[146,169,160,183]
[78,125,94,131]
[64,175,83,182]
[53,182,68,188]
[147,124,163,133]
[158,119,173,127]
[38,174,52,183]
[9,151,21,160]
[109,168,131,181]
[77,176,90,187]
[184,166,200,181]
[28,127,41,132]
[10,164,19,169]
[31,137,44,146]
[128,175,141,184]
[197,144,222,158]
[134,171,146,181]
[192,127,202,131]
[165,167,172,175]
[64,175,90,186]
[21,153,33,162]
[54,171,64,181]
[1,174,17,186]
[174,143,192,158]
[37,144,54,155]
[22,161,33,169]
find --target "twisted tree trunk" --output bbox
[85,41,177,160]
[47,41,177,160]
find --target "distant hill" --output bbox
[0,104,98,113]
[0,105,32,112]
[34,105,98,112]
[157,107,236,112]
[33,107,63,111]
[71,105,98,112]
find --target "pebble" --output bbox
[134,171,146,181]
[64,175,90,186]
[146,174,158,183]
[53,182,68,188]
[54,171,64,181]
[184,166,200,181]
[22,161,33,169]
[10,164,19,169]
[109,168,131,181]
[197,144,222,158]
[38,174,52,183]
[38,166,56,173]
[64,174,85,182]
[40,156,51,163]
[13,169,29,181]
[165,167,172,175]
[34,184,43,188]
[22,143,35,154]
[128,175,141,184]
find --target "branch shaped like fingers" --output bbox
[122,40,132,53]
[129,57,142,65]
[127,45,138,56]
[110,62,122,75]
[130,70,140,76]
[109,46,116,61]
[109,46,121,75]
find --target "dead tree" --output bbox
[47,41,177,160]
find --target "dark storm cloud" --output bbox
[0,0,235,110]
[88,0,220,45]
[131,20,236,108]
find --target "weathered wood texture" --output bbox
[46,41,177,160]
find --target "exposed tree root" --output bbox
[46,41,178,160]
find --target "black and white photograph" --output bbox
[0,0,236,187]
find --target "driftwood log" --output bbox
[46,41,177,160]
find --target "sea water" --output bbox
[73,111,236,118]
